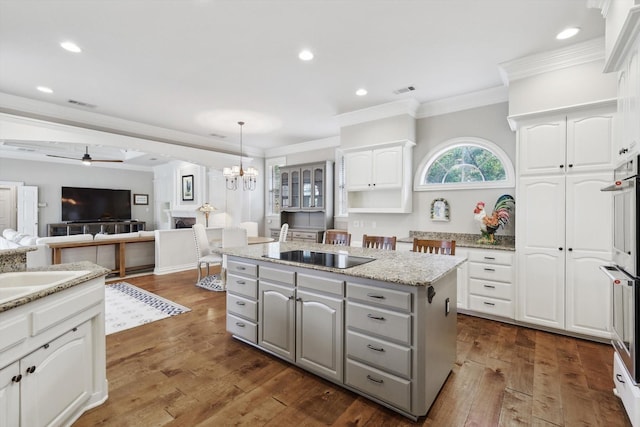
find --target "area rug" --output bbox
[105,282,191,335]
[196,274,225,292]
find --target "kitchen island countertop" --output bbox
[221,241,466,287]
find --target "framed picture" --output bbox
[133,194,148,205]
[430,198,450,222]
[182,175,194,201]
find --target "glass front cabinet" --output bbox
[280,162,327,211]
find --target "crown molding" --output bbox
[264,135,340,158]
[334,99,420,128]
[0,92,265,158]
[415,86,508,118]
[603,5,640,72]
[499,37,606,86]
[588,0,611,17]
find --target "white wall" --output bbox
[0,157,154,236]
[348,102,516,240]
[340,114,416,149]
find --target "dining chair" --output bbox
[362,234,397,250]
[222,227,248,248]
[324,230,351,246]
[193,224,223,283]
[412,238,456,255]
[239,221,259,237]
[279,223,289,242]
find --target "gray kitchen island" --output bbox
[221,241,466,420]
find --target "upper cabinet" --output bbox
[343,140,414,213]
[616,33,639,159]
[518,107,616,176]
[279,161,332,212]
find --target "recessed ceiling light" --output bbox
[60,41,82,53]
[298,49,314,61]
[556,27,580,40]
[36,86,53,94]
[356,88,368,96]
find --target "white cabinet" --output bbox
[615,33,639,160]
[518,108,616,176]
[0,275,107,427]
[518,172,612,338]
[344,140,414,213]
[466,249,515,319]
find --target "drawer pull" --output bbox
[484,268,495,272]
[236,266,246,271]
[235,301,246,306]
[484,256,496,260]
[366,293,386,299]
[366,375,384,384]
[367,314,386,321]
[367,344,385,352]
[235,322,246,328]
[236,280,246,285]
[616,373,626,384]
[483,284,496,289]
[483,302,496,306]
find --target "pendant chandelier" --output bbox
[223,121,258,191]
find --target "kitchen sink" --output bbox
[0,270,91,304]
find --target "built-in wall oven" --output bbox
[601,155,640,383]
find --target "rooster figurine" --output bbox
[473,195,515,244]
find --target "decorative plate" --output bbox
[430,198,450,221]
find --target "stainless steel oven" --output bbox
[601,155,640,383]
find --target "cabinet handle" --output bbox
[236,280,246,285]
[483,284,496,289]
[568,248,573,252]
[367,314,386,321]
[559,164,564,169]
[43,343,49,349]
[237,266,246,271]
[12,374,22,383]
[620,148,629,155]
[484,268,495,272]
[483,256,495,260]
[235,301,246,306]
[26,366,36,374]
[558,247,563,251]
[568,164,573,168]
[483,302,496,306]
[616,373,626,384]
[235,322,245,328]
[366,375,384,384]
[366,293,386,299]
[367,344,385,352]
[294,296,300,301]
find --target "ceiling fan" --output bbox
[46,146,123,164]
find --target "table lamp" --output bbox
[197,202,216,227]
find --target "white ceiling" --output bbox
[0,0,606,167]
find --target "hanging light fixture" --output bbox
[223,121,258,191]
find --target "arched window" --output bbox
[414,137,514,191]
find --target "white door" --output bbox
[566,109,615,172]
[345,150,372,190]
[371,146,403,189]
[564,173,613,338]
[0,185,17,232]
[518,117,566,176]
[0,361,20,427]
[296,289,343,382]
[517,175,566,328]
[258,282,295,361]
[17,185,38,236]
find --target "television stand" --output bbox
[48,221,146,236]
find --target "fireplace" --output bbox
[174,217,196,229]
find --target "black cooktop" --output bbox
[264,250,375,269]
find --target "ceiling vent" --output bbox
[393,86,416,95]
[68,99,97,108]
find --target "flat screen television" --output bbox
[61,186,132,222]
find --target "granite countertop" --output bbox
[399,231,516,251]
[0,261,109,313]
[222,241,466,287]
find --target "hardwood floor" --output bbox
[74,269,631,426]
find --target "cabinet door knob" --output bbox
[12,374,22,383]
[568,164,573,168]
[568,248,573,251]
[26,366,36,374]
[559,247,563,251]
[559,164,564,169]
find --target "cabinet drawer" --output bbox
[260,266,295,285]
[347,282,411,312]
[614,352,640,426]
[227,313,257,343]
[292,231,318,240]
[468,251,514,265]
[346,330,411,379]
[226,274,258,299]
[298,273,344,296]
[346,301,411,345]
[227,293,257,321]
[468,262,513,283]
[227,260,258,277]
[0,314,28,353]
[345,358,411,412]
[468,295,514,318]
[469,278,513,300]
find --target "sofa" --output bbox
[1,228,155,273]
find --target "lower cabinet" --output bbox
[225,255,458,419]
